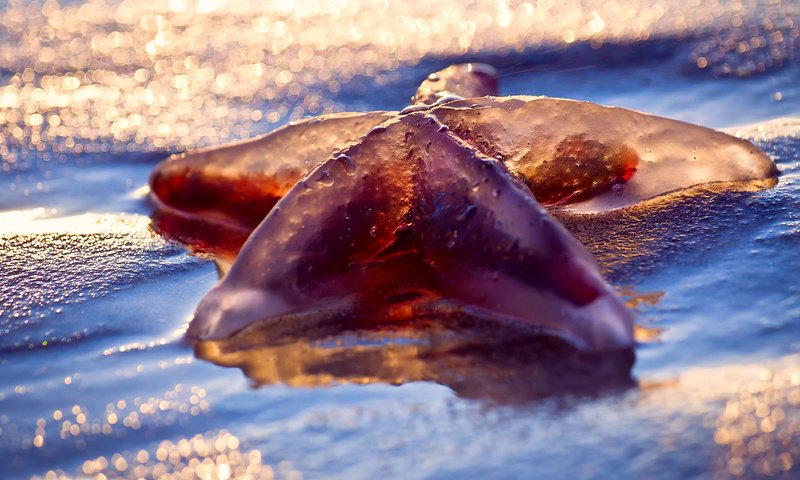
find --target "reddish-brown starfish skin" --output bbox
[188,113,635,352]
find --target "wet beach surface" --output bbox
[2,1,800,478]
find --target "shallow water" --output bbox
[2,1,800,479]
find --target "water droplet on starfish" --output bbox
[334,153,356,176]
[314,170,334,187]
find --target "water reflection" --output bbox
[195,318,635,404]
[150,206,250,260]
[554,181,779,283]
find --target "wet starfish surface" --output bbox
[150,64,777,353]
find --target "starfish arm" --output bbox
[411,63,499,105]
[149,111,395,230]
[188,113,634,352]
[431,96,777,210]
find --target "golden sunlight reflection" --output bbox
[622,288,665,344]
[554,178,777,283]
[34,430,276,480]
[5,383,211,453]
[0,208,155,236]
[25,386,247,480]
[640,356,800,478]
[0,0,795,162]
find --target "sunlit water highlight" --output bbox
[1,1,800,479]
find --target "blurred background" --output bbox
[0,0,796,160]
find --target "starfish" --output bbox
[150,64,777,353]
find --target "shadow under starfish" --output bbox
[196,314,636,405]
